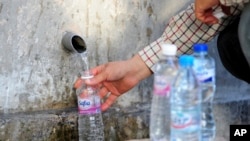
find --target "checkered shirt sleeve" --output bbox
[220,0,249,6]
[138,3,244,71]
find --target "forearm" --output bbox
[128,54,153,81]
[138,3,243,71]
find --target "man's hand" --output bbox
[74,54,152,111]
[195,0,230,24]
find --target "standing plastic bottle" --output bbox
[170,55,201,141]
[150,44,179,141]
[76,51,104,141]
[192,43,216,141]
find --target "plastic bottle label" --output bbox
[193,62,215,83]
[77,96,101,114]
[196,68,214,83]
[153,75,171,96]
[171,108,200,131]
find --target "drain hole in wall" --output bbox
[71,36,86,53]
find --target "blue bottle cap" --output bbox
[179,55,194,67]
[193,43,208,52]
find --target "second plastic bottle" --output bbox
[150,44,179,141]
[170,55,202,141]
[192,43,216,141]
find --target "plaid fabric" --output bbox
[139,2,244,71]
[220,0,249,6]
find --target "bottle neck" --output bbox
[81,74,93,79]
[161,55,178,64]
[178,66,196,80]
[161,54,177,59]
[179,65,193,70]
[193,51,208,56]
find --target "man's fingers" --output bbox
[195,11,206,22]
[85,65,108,86]
[205,16,219,24]
[101,94,117,111]
[196,13,219,24]
[89,65,105,76]
[74,78,83,89]
[99,87,109,98]
[196,8,219,24]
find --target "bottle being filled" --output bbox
[170,55,202,141]
[76,51,104,141]
[192,43,216,141]
[150,44,179,141]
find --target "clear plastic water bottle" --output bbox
[76,51,104,141]
[150,44,179,141]
[170,55,201,141]
[76,76,104,141]
[192,43,216,141]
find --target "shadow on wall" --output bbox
[0,0,194,118]
[0,0,88,114]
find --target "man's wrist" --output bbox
[129,54,153,81]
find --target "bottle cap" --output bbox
[193,43,208,52]
[80,70,94,79]
[179,55,194,67]
[161,43,177,56]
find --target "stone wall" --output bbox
[0,0,249,140]
[0,0,191,140]
[0,0,191,114]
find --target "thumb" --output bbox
[85,65,107,85]
[74,78,83,89]
[85,73,107,85]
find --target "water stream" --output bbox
[79,51,93,78]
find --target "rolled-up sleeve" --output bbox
[138,3,243,71]
[219,0,249,6]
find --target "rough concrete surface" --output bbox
[0,0,249,140]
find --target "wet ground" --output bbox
[1,100,249,141]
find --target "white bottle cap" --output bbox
[161,43,177,56]
[214,11,226,19]
[213,8,226,19]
